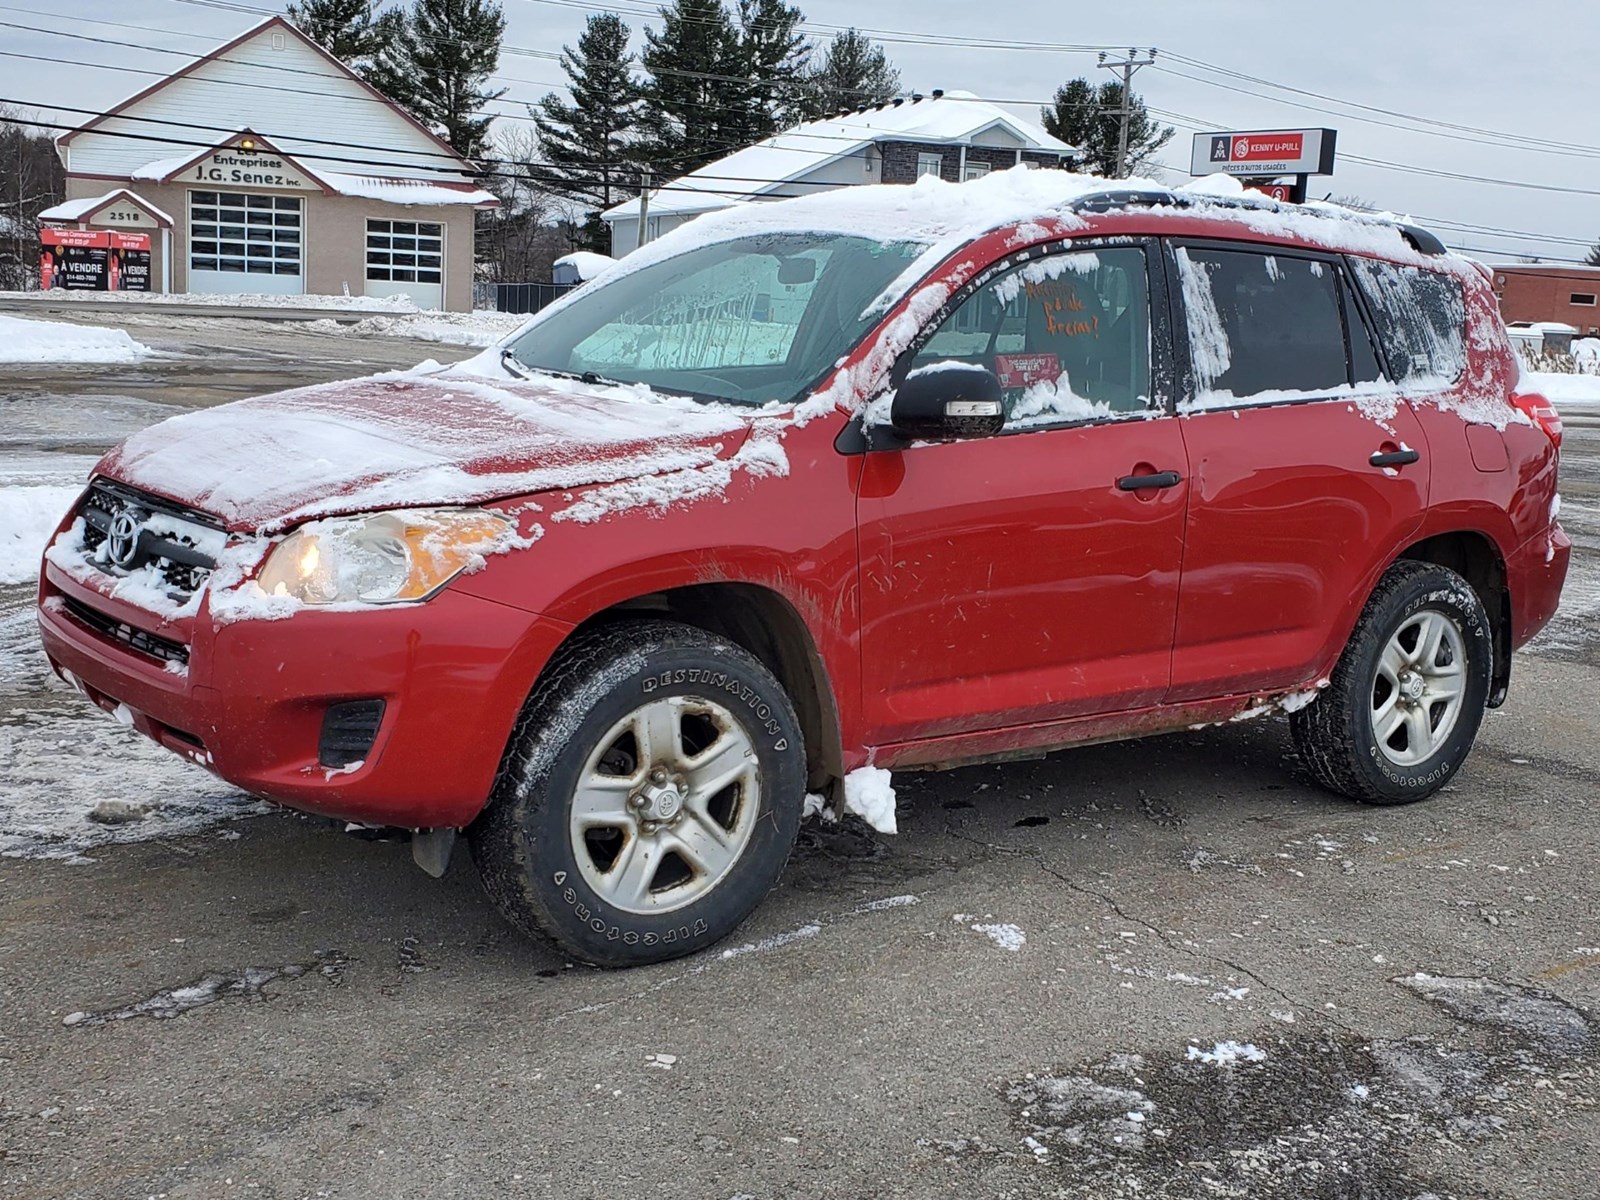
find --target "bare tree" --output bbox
[475,125,570,283]
[0,106,65,291]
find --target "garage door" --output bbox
[187,191,304,296]
[365,219,443,310]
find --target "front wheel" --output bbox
[1291,561,1492,804]
[470,620,805,967]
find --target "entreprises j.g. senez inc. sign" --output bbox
[1189,128,1338,178]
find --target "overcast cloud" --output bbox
[6,0,1597,262]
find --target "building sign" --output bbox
[40,228,151,291]
[176,150,314,190]
[109,231,152,292]
[97,203,158,228]
[1190,128,1337,178]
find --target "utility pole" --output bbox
[1098,48,1157,179]
[637,169,651,249]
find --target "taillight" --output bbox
[1511,390,1563,447]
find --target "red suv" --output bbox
[37,177,1569,966]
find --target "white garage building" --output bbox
[41,16,496,310]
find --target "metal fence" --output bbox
[477,281,578,315]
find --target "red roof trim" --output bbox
[57,16,477,176]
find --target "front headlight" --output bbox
[257,508,512,605]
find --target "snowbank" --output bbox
[0,485,81,584]
[0,289,419,313]
[843,766,898,834]
[306,310,527,348]
[1527,370,1600,410]
[0,314,151,364]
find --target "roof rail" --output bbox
[1065,188,1447,256]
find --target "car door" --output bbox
[1164,240,1430,703]
[854,240,1190,746]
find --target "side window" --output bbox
[908,246,1154,423]
[1347,258,1468,384]
[1175,247,1348,401]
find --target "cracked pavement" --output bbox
[1,324,1597,1198]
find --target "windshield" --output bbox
[502,233,929,406]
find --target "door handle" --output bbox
[1370,448,1421,467]
[1117,470,1183,491]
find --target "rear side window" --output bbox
[1346,258,1467,384]
[1175,248,1348,402]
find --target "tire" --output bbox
[470,620,805,967]
[1291,561,1492,805]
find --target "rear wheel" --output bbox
[470,620,805,966]
[1291,561,1492,804]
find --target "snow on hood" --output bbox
[97,364,752,531]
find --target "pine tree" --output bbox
[532,14,643,212]
[639,0,744,176]
[800,29,899,118]
[381,0,507,160]
[728,0,809,142]
[1041,77,1172,178]
[1587,241,1600,268]
[285,0,399,71]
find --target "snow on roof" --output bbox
[605,91,1075,220]
[318,172,498,207]
[130,155,200,182]
[553,251,618,280]
[38,189,175,226]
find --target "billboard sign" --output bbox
[40,228,151,292]
[174,150,315,190]
[1191,128,1337,177]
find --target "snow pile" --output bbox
[1527,370,1600,409]
[0,314,151,364]
[842,765,897,833]
[306,310,527,348]
[0,289,419,313]
[0,485,81,585]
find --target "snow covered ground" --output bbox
[0,314,152,364]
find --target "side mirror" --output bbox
[889,363,1005,439]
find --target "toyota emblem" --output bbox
[106,506,145,568]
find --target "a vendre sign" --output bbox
[40,228,151,292]
[1189,128,1338,178]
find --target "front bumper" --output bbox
[38,557,572,829]
[1507,522,1571,649]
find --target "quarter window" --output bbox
[1176,248,1348,401]
[189,191,301,275]
[367,219,443,284]
[908,245,1154,421]
[1347,258,1468,383]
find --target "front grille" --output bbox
[319,699,386,769]
[78,479,223,599]
[62,595,190,665]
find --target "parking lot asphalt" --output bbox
[1,316,1596,1199]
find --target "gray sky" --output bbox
[7,0,1598,262]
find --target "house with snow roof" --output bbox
[602,90,1080,255]
[39,16,496,310]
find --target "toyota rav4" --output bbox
[37,173,1569,967]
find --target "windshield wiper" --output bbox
[499,347,533,380]
[499,352,622,389]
